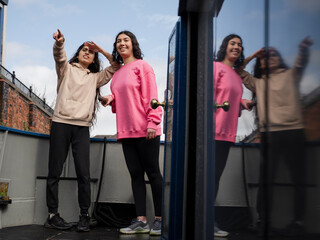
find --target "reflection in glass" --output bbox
[213,0,320,238]
[238,36,312,236]
[161,26,176,238]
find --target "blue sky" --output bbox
[3,0,320,140]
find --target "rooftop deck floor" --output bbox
[0,225,319,240]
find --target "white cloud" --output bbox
[147,14,179,29]
[6,42,47,67]
[90,107,117,137]
[300,74,320,96]
[13,65,57,107]
[12,0,83,16]
[283,0,320,13]
[11,0,41,6]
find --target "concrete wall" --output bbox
[0,127,319,233]
[0,127,165,228]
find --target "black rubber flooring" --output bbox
[0,225,161,240]
[0,225,319,240]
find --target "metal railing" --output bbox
[0,64,54,115]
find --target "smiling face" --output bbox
[77,46,95,69]
[116,33,134,59]
[225,37,242,62]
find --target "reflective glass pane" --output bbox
[267,0,320,237]
[213,0,320,239]
[213,0,264,238]
[161,25,177,238]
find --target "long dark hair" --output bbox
[68,43,101,73]
[253,47,288,78]
[112,30,143,64]
[216,34,245,69]
[68,43,102,125]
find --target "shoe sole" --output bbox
[44,223,73,230]
[150,231,161,236]
[120,229,150,234]
[214,233,229,237]
[76,227,90,232]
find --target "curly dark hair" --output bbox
[253,47,288,78]
[112,30,143,64]
[215,34,245,69]
[68,43,101,73]
[68,43,102,125]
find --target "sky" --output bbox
[3,0,320,141]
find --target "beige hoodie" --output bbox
[52,41,116,126]
[239,45,309,132]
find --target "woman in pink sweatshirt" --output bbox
[213,34,253,237]
[102,31,163,235]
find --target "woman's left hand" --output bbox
[241,99,255,111]
[84,41,102,53]
[146,128,157,140]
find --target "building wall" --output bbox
[304,101,320,141]
[0,79,52,134]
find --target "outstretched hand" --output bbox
[53,29,65,43]
[84,41,102,53]
[254,48,265,59]
[300,37,313,48]
[242,48,265,69]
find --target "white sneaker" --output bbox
[214,225,229,237]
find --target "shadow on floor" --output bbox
[0,225,161,240]
[0,225,320,240]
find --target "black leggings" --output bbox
[46,122,91,215]
[258,129,306,222]
[122,136,163,217]
[214,140,233,200]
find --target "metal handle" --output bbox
[216,101,230,112]
[151,99,166,110]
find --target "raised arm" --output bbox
[53,29,65,43]
[294,36,313,70]
[84,41,120,70]
[242,48,265,68]
[53,29,68,92]
[85,41,112,61]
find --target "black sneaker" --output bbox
[282,220,305,236]
[76,214,90,232]
[150,218,161,236]
[44,213,73,230]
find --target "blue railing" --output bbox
[0,64,54,115]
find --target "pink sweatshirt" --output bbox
[214,62,243,143]
[110,59,162,140]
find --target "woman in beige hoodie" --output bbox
[45,29,118,232]
[238,37,312,235]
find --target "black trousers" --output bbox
[258,129,306,223]
[214,140,233,200]
[46,122,91,215]
[122,136,163,217]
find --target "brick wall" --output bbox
[303,101,320,141]
[0,79,52,134]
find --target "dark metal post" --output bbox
[181,8,215,240]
